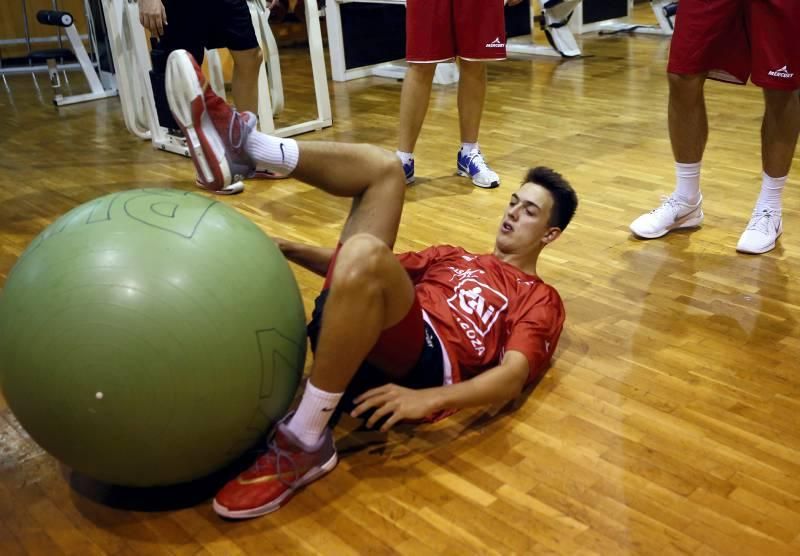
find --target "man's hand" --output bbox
[506,0,524,6]
[139,0,167,38]
[352,384,439,432]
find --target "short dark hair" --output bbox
[523,167,578,230]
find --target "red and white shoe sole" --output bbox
[212,451,338,520]
[165,50,242,195]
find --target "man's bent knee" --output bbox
[333,234,394,287]
[379,146,406,182]
[365,144,406,192]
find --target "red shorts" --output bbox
[406,0,507,62]
[667,0,800,90]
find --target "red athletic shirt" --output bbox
[397,245,565,385]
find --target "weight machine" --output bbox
[1,0,117,106]
[101,0,331,157]
[506,0,583,59]
[597,0,678,36]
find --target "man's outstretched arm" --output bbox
[351,350,531,431]
[275,238,335,277]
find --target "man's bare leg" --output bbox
[397,63,437,154]
[396,62,437,182]
[455,59,499,188]
[309,234,417,393]
[457,60,486,145]
[668,72,708,203]
[737,88,800,253]
[761,88,800,179]
[243,132,417,436]
[628,72,708,238]
[245,137,405,246]
[230,47,262,115]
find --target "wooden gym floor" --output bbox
[1,11,799,556]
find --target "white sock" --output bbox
[285,380,343,447]
[244,131,299,175]
[396,150,414,165]
[674,161,702,204]
[756,172,786,212]
[461,142,479,155]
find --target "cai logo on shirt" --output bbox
[448,278,509,337]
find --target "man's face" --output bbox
[495,182,561,255]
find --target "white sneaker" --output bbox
[629,194,704,239]
[456,149,500,189]
[736,207,782,254]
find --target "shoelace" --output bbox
[649,195,682,215]
[251,435,300,487]
[745,208,780,234]
[466,151,493,176]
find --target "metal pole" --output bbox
[84,0,102,71]
[21,0,33,55]
[54,0,65,50]
[21,0,38,85]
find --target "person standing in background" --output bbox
[397,0,523,189]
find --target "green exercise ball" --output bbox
[0,188,306,487]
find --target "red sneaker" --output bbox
[165,49,255,195]
[213,418,338,519]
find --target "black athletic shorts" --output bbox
[157,0,260,65]
[307,289,445,426]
